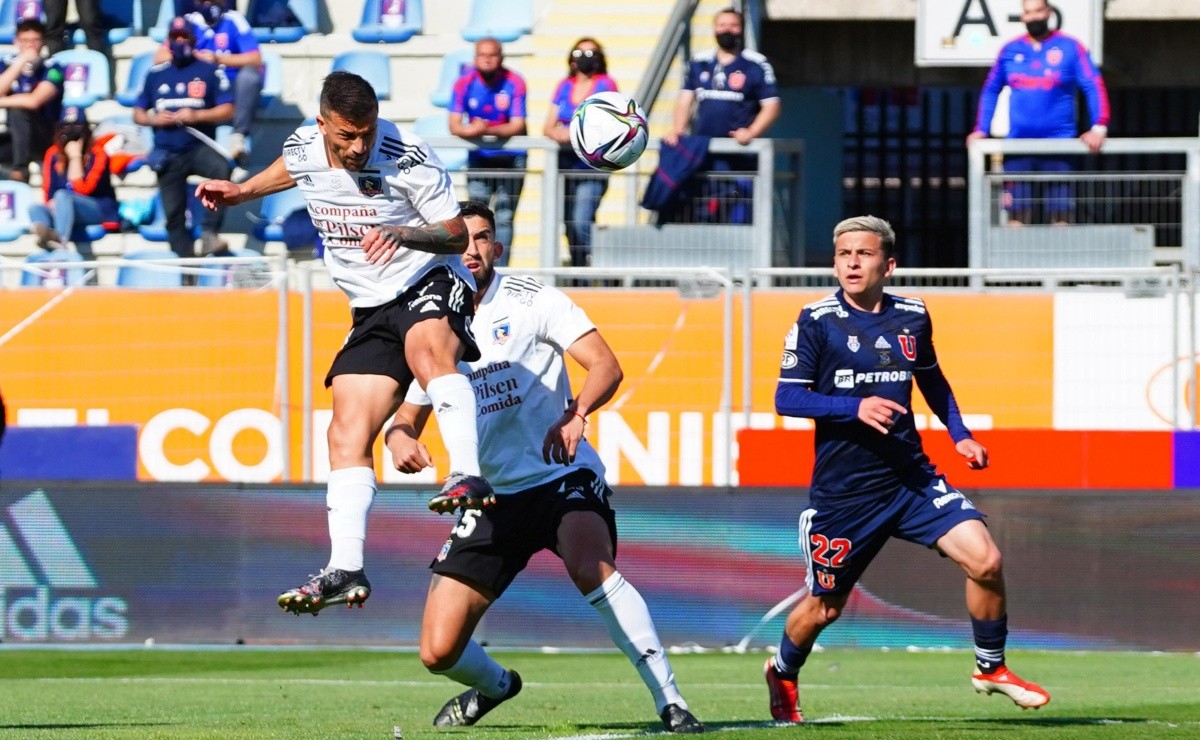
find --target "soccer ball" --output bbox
[569,91,649,172]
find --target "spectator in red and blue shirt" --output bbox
[449,38,527,265]
[0,19,64,182]
[542,38,618,267]
[154,0,262,164]
[968,0,1110,224]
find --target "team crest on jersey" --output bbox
[781,351,797,369]
[816,570,836,590]
[492,323,510,345]
[357,175,383,197]
[495,92,510,111]
[847,335,860,352]
[187,80,206,98]
[728,71,746,90]
[898,334,917,361]
[215,32,229,49]
[1046,48,1063,66]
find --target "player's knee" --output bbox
[419,640,460,673]
[326,420,370,465]
[969,548,1003,584]
[817,604,842,626]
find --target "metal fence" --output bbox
[967,137,1200,269]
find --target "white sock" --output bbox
[325,466,375,572]
[432,639,511,699]
[425,373,481,476]
[587,571,685,713]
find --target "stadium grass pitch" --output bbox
[0,649,1197,738]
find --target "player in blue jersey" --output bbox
[968,0,1109,224]
[663,8,779,224]
[449,38,527,265]
[763,216,1050,723]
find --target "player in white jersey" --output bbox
[376,202,703,733]
[196,72,498,616]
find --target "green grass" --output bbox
[0,649,1197,738]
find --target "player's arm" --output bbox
[543,329,623,465]
[384,401,435,474]
[914,364,986,468]
[968,53,1007,143]
[196,155,294,209]
[0,79,57,110]
[361,214,469,264]
[1075,44,1110,152]
[663,89,695,147]
[733,98,780,144]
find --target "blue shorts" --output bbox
[1004,156,1073,216]
[799,476,985,595]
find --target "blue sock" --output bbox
[971,615,1007,674]
[772,635,810,678]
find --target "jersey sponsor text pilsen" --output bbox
[282,120,474,307]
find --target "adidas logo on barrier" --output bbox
[0,491,129,640]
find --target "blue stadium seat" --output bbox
[461,0,532,43]
[253,187,308,244]
[72,0,142,46]
[21,249,86,287]
[138,192,204,242]
[260,49,283,108]
[116,249,184,288]
[331,51,391,101]
[51,49,111,109]
[352,0,422,44]
[412,114,466,172]
[116,51,155,107]
[0,179,34,241]
[147,0,178,42]
[429,47,472,108]
[0,0,41,43]
[245,0,317,43]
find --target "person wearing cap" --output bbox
[0,19,65,182]
[28,105,117,261]
[134,17,234,262]
[153,0,262,164]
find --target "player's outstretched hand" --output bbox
[542,410,585,465]
[956,437,989,470]
[196,179,240,211]
[386,426,434,474]
[857,396,907,435]
[361,226,403,265]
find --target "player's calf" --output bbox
[971,665,1050,709]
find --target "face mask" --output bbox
[574,56,598,75]
[170,39,194,65]
[1025,18,1050,38]
[201,2,224,25]
[715,31,742,51]
[479,68,499,82]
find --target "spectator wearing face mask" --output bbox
[542,38,618,267]
[28,105,117,260]
[663,7,780,224]
[134,17,234,264]
[154,0,263,164]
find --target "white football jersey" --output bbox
[407,274,605,494]
[282,120,474,307]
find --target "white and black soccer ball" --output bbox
[569,91,649,172]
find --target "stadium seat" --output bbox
[330,51,391,101]
[115,51,155,107]
[138,192,204,242]
[116,249,184,288]
[245,0,318,44]
[0,179,34,241]
[0,0,40,43]
[72,0,142,46]
[260,49,283,108]
[147,0,178,42]
[461,0,532,43]
[253,187,308,244]
[429,47,472,108]
[413,114,466,172]
[20,249,86,287]
[51,49,111,109]
[352,0,422,44]
[196,247,261,288]
[94,114,153,176]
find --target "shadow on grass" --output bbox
[0,722,175,730]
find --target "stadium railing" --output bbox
[966,137,1200,272]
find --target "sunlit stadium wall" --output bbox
[1,483,1196,650]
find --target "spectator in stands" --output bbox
[968,0,1110,225]
[153,0,262,164]
[0,19,64,182]
[133,18,234,266]
[28,105,116,261]
[663,7,780,224]
[543,38,618,268]
[44,0,109,59]
[449,37,527,266]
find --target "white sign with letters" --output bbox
[916,0,1103,67]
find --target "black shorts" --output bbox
[430,469,618,598]
[324,267,480,389]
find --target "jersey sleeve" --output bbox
[534,283,596,351]
[753,56,779,101]
[974,47,1008,134]
[135,69,156,110]
[509,74,528,119]
[1074,40,1110,127]
[914,312,938,371]
[779,310,822,384]
[448,75,470,115]
[682,59,701,93]
[393,136,460,225]
[232,13,261,53]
